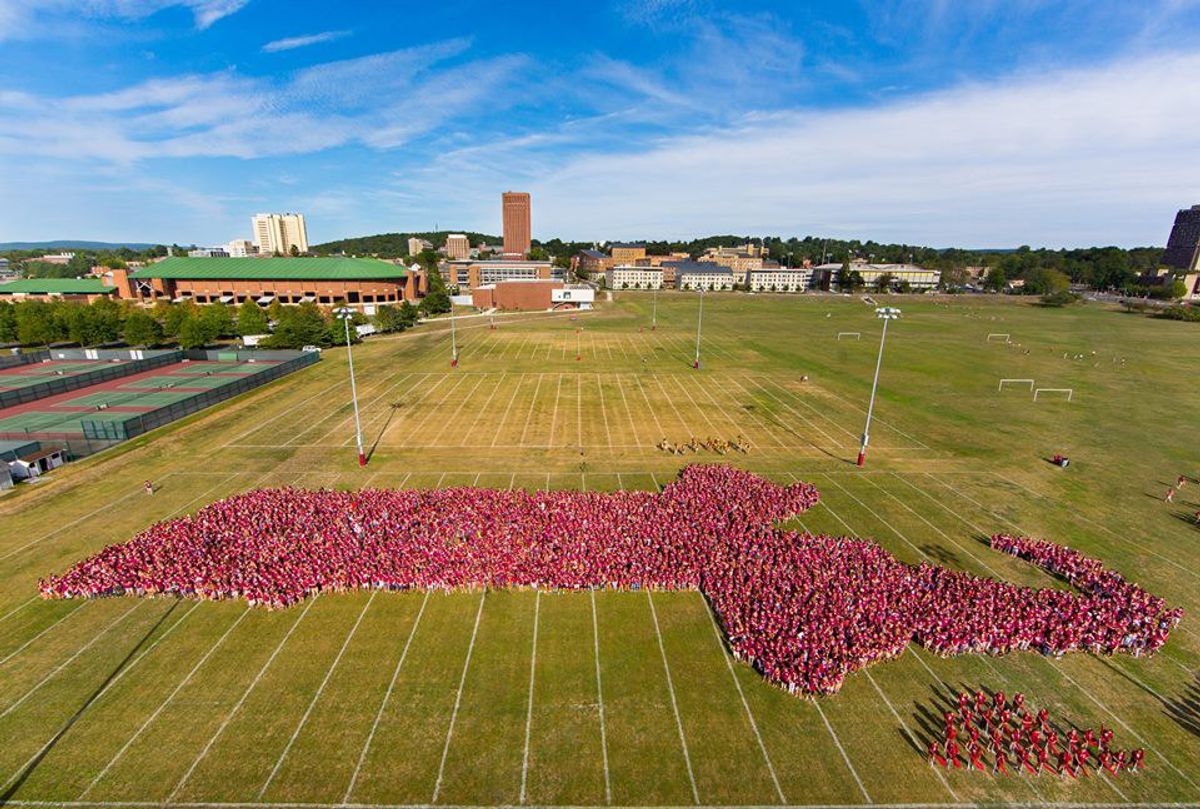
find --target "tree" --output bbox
[123,310,163,346]
[162,301,197,337]
[528,246,549,261]
[374,305,408,334]
[15,301,63,346]
[398,300,420,326]
[984,267,1007,292]
[0,301,16,343]
[236,301,270,336]
[198,304,234,341]
[1025,268,1070,296]
[835,264,851,291]
[847,271,865,292]
[419,289,451,316]
[289,244,300,257]
[178,317,211,349]
[875,272,895,293]
[264,302,328,349]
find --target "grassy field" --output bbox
[1,292,1198,808]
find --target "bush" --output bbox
[1156,305,1200,322]
[1039,290,1079,307]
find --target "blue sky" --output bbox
[1,0,1199,248]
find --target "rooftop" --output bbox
[0,278,116,295]
[133,256,410,281]
[610,242,645,249]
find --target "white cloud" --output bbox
[262,29,350,53]
[0,0,249,39]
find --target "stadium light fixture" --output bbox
[857,306,900,467]
[334,307,366,467]
[693,287,704,369]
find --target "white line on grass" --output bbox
[460,374,509,447]
[431,590,486,805]
[613,376,642,446]
[343,590,431,804]
[257,592,377,800]
[698,593,786,804]
[79,606,251,799]
[4,800,1195,808]
[0,596,39,627]
[646,590,700,806]
[814,700,872,805]
[632,377,666,438]
[519,374,546,447]
[170,596,319,803]
[519,591,541,805]
[737,377,844,446]
[548,374,565,447]
[590,590,612,806]
[861,669,957,801]
[0,601,88,667]
[491,372,529,448]
[595,374,614,450]
[577,375,583,449]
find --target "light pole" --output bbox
[334,307,366,467]
[449,302,458,368]
[651,286,658,331]
[693,287,704,369]
[857,306,900,467]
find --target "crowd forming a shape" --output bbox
[41,465,1182,695]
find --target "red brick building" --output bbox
[502,191,532,257]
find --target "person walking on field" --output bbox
[1177,475,1188,489]
[144,480,154,496]
[1165,487,1175,503]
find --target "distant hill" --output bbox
[0,240,158,251]
[312,231,501,259]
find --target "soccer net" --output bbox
[986,333,1011,343]
[837,332,861,341]
[998,378,1035,392]
[1033,388,1074,402]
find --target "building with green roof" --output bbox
[0,278,117,301]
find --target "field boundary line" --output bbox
[814,701,872,804]
[257,592,377,800]
[0,596,39,628]
[80,606,251,798]
[431,591,487,804]
[519,591,541,805]
[170,597,319,802]
[590,590,612,805]
[646,590,700,806]
[698,593,786,804]
[861,669,957,801]
[0,601,89,667]
[343,590,431,804]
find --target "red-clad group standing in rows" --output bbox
[930,689,1145,777]
[40,465,1182,695]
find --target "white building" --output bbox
[188,247,229,258]
[251,213,309,255]
[408,237,432,257]
[747,267,813,292]
[225,239,258,258]
[675,264,736,291]
[606,265,664,290]
[552,285,595,310]
[815,261,941,291]
[444,234,470,259]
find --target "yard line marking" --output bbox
[632,376,666,439]
[669,376,724,436]
[519,591,541,805]
[548,374,565,447]
[461,374,509,447]
[343,590,431,804]
[861,669,957,801]
[257,592,377,800]
[0,601,88,667]
[519,374,546,447]
[508,473,516,491]
[590,590,612,805]
[0,596,38,627]
[650,472,660,491]
[295,369,416,446]
[0,601,143,720]
[615,473,624,491]
[430,375,487,445]
[751,376,858,442]
[436,472,448,488]
[170,597,319,803]
[613,334,629,360]
[738,377,843,447]
[818,477,929,562]
[392,375,467,447]
[646,590,700,806]
[1,801,1190,809]
[810,380,929,450]
[814,700,872,804]
[714,378,791,449]
[80,606,251,799]
[596,374,614,450]
[698,593,786,804]
[472,472,481,486]
[219,375,347,449]
[431,590,486,805]
[354,373,450,449]
[492,372,529,448]
[654,375,697,437]
[577,375,583,449]
[613,376,642,446]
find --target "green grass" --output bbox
[0,293,1198,807]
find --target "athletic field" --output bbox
[1,293,1198,808]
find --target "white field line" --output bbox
[577,375,583,449]
[0,601,89,667]
[653,376,697,438]
[385,375,467,448]
[291,369,416,446]
[736,377,844,446]
[519,591,541,805]
[698,593,786,804]
[678,376,741,436]
[650,472,660,491]
[0,596,39,628]
[814,700,872,804]
[861,669,957,801]
[460,374,509,447]
[257,592,378,800]
[430,375,487,445]
[646,590,700,806]
[79,606,251,798]
[589,590,612,805]
[0,601,144,720]
[508,473,516,491]
[170,596,319,803]
[708,377,789,449]
[748,376,856,443]
[595,374,614,450]
[631,377,667,439]
[817,477,930,561]
[345,373,450,450]
[548,374,565,447]
[519,374,547,446]
[338,372,434,444]
[218,377,345,449]
[613,334,629,360]
[613,376,642,446]
[0,599,202,797]
[804,380,930,450]
[343,590,431,804]
[431,591,486,804]
[436,472,448,488]
[491,372,529,448]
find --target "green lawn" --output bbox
[0,292,1198,807]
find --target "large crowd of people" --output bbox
[40,465,1181,695]
[930,689,1145,777]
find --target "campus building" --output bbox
[445,233,470,259]
[674,263,737,291]
[0,278,118,303]
[408,237,432,257]
[251,213,308,255]
[698,243,772,272]
[814,261,941,291]
[572,249,613,276]
[113,257,426,306]
[747,267,813,292]
[442,259,558,290]
[1162,204,1200,272]
[471,280,594,311]
[502,191,532,257]
[225,239,258,257]
[606,265,664,289]
[610,242,646,265]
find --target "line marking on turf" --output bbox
[650,472,660,491]
[795,375,929,450]
[519,591,541,805]
[590,590,612,805]
[861,669,957,801]
[430,375,487,445]
[814,700,872,805]
[171,596,319,803]
[0,596,39,628]
[0,601,144,721]
[80,606,251,799]
[577,375,583,449]
[698,593,786,804]
[461,374,509,448]
[5,801,1197,808]
[548,374,564,447]
[492,373,529,448]
[343,589,431,804]
[431,590,486,805]
[631,377,666,439]
[710,377,789,449]
[298,370,416,446]
[0,600,88,667]
[596,374,614,450]
[257,592,377,800]
[613,376,642,447]
[646,590,700,806]
[738,377,843,447]
[520,374,546,447]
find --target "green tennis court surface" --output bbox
[125,374,244,389]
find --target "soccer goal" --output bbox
[986,333,1011,343]
[837,332,861,341]
[1033,388,1074,402]
[998,378,1035,392]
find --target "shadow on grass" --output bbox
[0,599,181,803]
[1097,656,1200,740]
[365,404,400,463]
